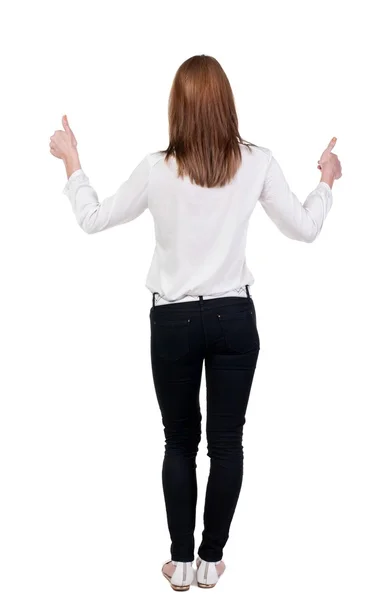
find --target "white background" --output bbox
[1,1,387,598]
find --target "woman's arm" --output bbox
[62,155,151,234]
[258,153,334,243]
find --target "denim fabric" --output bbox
[149,286,260,562]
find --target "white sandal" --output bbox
[161,560,194,591]
[196,556,226,588]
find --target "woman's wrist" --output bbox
[320,168,335,189]
[64,151,81,179]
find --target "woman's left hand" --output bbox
[50,115,78,161]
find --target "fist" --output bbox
[49,115,78,160]
[317,137,342,180]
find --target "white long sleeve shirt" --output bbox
[62,143,333,303]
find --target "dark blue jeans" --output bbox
[149,286,260,562]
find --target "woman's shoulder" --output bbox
[239,142,273,171]
[146,150,166,167]
[239,141,272,160]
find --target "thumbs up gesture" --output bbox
[317,137,342,180]
[49,115,78,160]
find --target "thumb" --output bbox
[326,136,337,152]
[62,114,72,134]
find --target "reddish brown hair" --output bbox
[161,55,256,188]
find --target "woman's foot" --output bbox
[162,560,194,591]
[162,561,176,579]
[196,556,226,588]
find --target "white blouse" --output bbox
[62,143,333,303]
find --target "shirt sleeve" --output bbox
[62,154,151,234]
[258,153,333,242]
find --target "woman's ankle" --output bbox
[198,555,223,564]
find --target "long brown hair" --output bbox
[161,55,256,188]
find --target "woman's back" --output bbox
[146,143,271,301]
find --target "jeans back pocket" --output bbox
[151,317,191,361]
[217,308,259,354]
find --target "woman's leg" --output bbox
[150,309,204,562]
[198,309,260,562]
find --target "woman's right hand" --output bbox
[317,137,342,181]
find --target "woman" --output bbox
[50,54,342,591]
